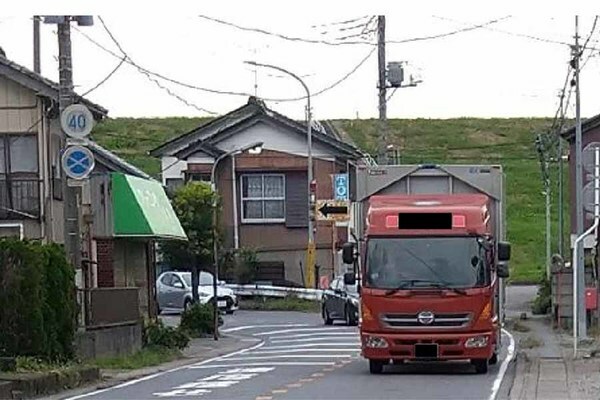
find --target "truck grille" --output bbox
[381,312,471,329]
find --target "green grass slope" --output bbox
[92,116,567,283]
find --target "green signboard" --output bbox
[112,173,187,240]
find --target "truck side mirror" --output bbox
[342,242,356,265]
[498,242,511,262]
[343,272,356,286]
[497,261,510,278]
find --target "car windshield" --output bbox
[366,237,488,289]
[180,272,214,287]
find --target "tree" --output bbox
[161,182,219,302]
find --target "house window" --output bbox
[0,134,40,219]
[241,174,285,223]
[186,173,211,183]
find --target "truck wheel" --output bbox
[489,352,498,365]
[472,359,489,374]
[323,306,333,325]
[369,360,384,374]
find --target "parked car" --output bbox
[322,275,359,326]
[156,271,239,315]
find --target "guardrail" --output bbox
[224,284,323,301]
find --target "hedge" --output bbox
[0,239,76,361]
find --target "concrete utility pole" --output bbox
[377,15,387,165]
[573,15,587,340]
[33,16,41,73]
[57,18,82,270]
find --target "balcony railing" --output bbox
[0,178,40,219]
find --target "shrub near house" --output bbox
[0,239,76,361]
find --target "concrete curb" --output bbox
[0,366,100,399]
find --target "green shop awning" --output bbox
[112,172,187,240]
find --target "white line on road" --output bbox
[253,327,357,336]
[221,324,310,333]
[249,348,359,354]
[262,342,360,350]
[188,361,337,369]
[223,354,353,361]
[489,329,516,400]
[271,336,359,344]
[270,332,358,340]
[64,341,266,400]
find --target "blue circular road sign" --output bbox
[61,145,95,180]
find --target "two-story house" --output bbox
[151,97,365,285]
[1,53,187,357]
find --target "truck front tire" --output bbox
[472,359,489,374]
[369,360,385,374]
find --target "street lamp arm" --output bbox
[244,61,310,106]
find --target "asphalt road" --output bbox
[63,310,515,400]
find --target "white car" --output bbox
[156,271,238,314]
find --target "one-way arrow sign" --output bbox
[315,200,350,222]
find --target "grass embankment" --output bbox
[93,116,569,283]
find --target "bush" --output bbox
[532,277,552,315]
[143,320,189,350]
[233,248,259,284]
[179,303,215,337]
[0,239,76,361]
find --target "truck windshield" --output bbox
[366,237,488,290]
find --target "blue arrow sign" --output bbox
[62,145,95,180]
[334,173,348,201]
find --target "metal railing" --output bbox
[224,283,323,301]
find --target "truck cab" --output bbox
[343,165,510,374]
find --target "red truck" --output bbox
[342,165,510,374]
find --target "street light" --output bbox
[210,141,263,340]
[243,61,316,288]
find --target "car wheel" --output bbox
[323,305,333,325]
[369,360,384,374]
[345,305,358,326]
[184,299,193,312]
[225,310,234,315]
[472,359,489,374]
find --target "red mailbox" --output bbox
[585,287,598,311]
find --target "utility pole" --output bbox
[33,16,41,73]
[377,15,387,165]
[573,15,587,339]
[558,96,565,257]
[57,19,81,270]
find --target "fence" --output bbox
[225,284,323,301]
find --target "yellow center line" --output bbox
[272,389,288,394]
[299,378,314,383]
[287,383,303,388]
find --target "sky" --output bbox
[2,2,600,121]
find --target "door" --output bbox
[333,279,348,317]
[324,278,340,318]
[170,275,188,309]
[157,273,174,309]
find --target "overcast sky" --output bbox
[2,3,600,121]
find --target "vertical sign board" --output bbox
[334,173,349,201]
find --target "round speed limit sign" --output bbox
[61,104,94,139]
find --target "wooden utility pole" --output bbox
[377,15,387,165]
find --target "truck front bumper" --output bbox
[361,330,495,361]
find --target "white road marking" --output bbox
[64,341,266,399]
[262,342,360,350]
[221,324,310,333]
[270,332,358,340]
[188,362,337,369]
[249,348,359,354]
[223,354,353,361]
[489,329,516,400]
[254,327,357,336]
[271,336,359,344]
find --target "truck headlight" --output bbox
[465,335,489,348]
[364,335,389,349]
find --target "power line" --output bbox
[75,22,376,103]
[198,15,375,46]
[81,56,126,96]
[387,16,512,44]
[96,16,218,115]
[581,16,600,70]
